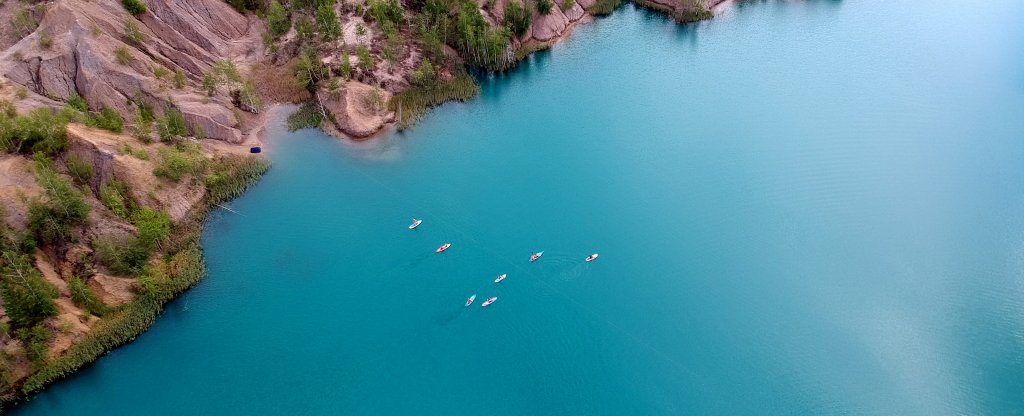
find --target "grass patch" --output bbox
[588,0,623,15]
[390,72,480,130]
[153,142,206,182]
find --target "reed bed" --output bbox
[390,73,480,130]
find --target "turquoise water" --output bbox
[11,0,1024,414]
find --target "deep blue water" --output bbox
[11,0,1024,414]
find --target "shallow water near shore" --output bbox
[11,0,1024,414]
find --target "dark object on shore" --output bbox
[250,147,262,154]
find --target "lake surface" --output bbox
[12,0,1024,414]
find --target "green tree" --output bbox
[266,0,291,38]
[0,252,58,328]
[131,207,170,251]
[316,3,342,41]
[69,276,107,316]
[504,0,532,37]
[28,155,90,245]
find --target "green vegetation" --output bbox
[355,46,375,72]
[504,1,532,37]
[295,51,329,91]
[132,207,171,251]
[65,154,93,186]
[11,7,40,39]
[316,2,342,41]
[227,0,266,12]
[411,59,436,85]
[588,0,622,15]
[536,0,554,15]
[114,47,133,65]
[93,235,148,276]
[93,206,170,275]
[675,0,713,22]
[153,142,206,182]
[84,105,125,133]
[69,276,107,316]
[28,155,90,245]
[152,65,170,80]
[67,94,89,113]
[173,69,187,89]
[452,0,514,70]
[155,108,188,142]
[391,72,479,129]
[123,18,145,44]
[266,0,291,39]
[368,0,405,27]
[122,0,148,15]
[0,106,74,156]
[16,325,52,368]
[23,154,268,393]
[0,252,58,329]
[193,123,206,140]
[38,33,53,50]
[286,102,325,131]
[100,180,132,219]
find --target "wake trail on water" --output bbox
[341,162,710,390]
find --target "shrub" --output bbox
[0,252,59,328]
[38,33,53,49]
[316,3,342,41]
[286,101,324,131]
[0,107,73,156]
[452,0,514,70]
[11,7,40,38]
[367,0,405,27]
[122,0,147,15]
[66,154,93,186]
[123,18,145,44]
[155,108,188,142]
[173,69,187,89]
[411,59,436,85]
[85,105,124,133]
[356,46,374,71]
[28,155,90,245]
[131,207,170,250]
[69,276,107,316]
[227,0,265,12]
[339,53,352,80]
[193,123,205,140]
[114,47,133,65]
[100,180,131,218]
[92,234,149,276]
[266,0,290,38]
[295,16,315,41]
[67,94,89,112]
[294,51,328,90]
[152,66,170,79]
[16,325,52,367]
[504,1,532,37]
[536,0,553,15]
[153,142,206,181]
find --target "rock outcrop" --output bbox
[0,0,264,142]
[319,81,395,139]
[66,124,206,222]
